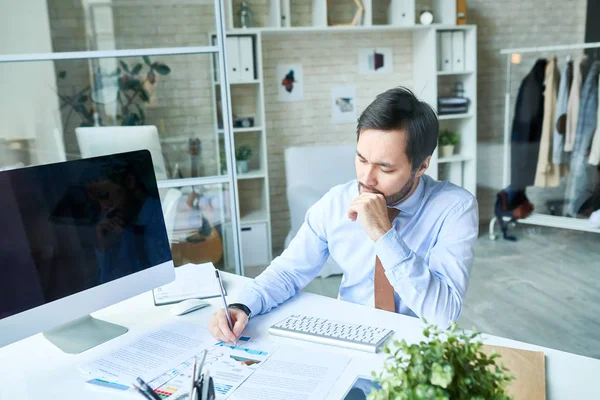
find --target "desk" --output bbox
[1,272,599,399]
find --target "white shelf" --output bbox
[437,70,474,76]
[218,126,264,134]
[215,79,261,85]
[438,113,474,120]
[226,24,475,36]
[438,155,473,163]
[240,208,269,225]
[510,213,600,234]
[237,169,265,180]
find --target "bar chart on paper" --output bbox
[148,337,276,399]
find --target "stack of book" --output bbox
[438,97,470,115]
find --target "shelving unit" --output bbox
[210,30,273,268]
[216,1,477,262]
[434,26,477,195]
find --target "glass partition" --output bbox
[165,183,235,274]
[0,53,224,180]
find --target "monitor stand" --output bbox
[43,315,128,354]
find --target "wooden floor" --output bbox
[247,225,600,359]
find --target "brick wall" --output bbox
[46,0,590,254]
[468,0,587,220]
[47,0,219,178]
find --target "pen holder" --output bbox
[194,375,215,400]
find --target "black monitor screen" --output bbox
[0,150,172,320]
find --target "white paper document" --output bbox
[78,321,214,390]
[229,346,351,400]
[153,263,222,305]
[148,338,277,399]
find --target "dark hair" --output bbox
[357,87,438,172]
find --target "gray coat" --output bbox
[565,60,600,216]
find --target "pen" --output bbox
[136,377,162,400]
[133,383,153,400]
[215,270,234,334]
[189,356,197,400]
[201,369,211,400]
[197,349,207,381]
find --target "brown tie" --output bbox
[374,208,400,312]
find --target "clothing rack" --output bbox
[489,42,600,240]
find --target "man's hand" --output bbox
[347,193,392,241]
[208,308,248,343]
[96,216,124,250]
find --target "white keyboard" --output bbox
[268,314,394,353]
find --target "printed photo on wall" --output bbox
[277,64,304,102]
[332,86,357,124]
[359,48,393,74]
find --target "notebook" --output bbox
[482,344,546,400]
[152,262,224,306]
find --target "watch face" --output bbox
[420,11,433,25]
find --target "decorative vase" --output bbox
[236,160,249,174]
[440,145,455,158]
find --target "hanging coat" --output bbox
[565,61,600,216]
[535,57,568,187]
[511,59,547,189]
[565,55,590,152]
[552,60,572,166]
[589,76,600,166]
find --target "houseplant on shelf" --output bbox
[235,145,253,174]
[439,129,459,158]
[368,322,514,400]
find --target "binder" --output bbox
[238,36,255,81]
[226,37,241,82]
[388,0,414,26]
[433,0,456,24]
[452,31,465,71]
[440,31,453,72]
[281,0,291,27]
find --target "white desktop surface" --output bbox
[1,272,599,399]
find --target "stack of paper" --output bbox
[153,263,223,306]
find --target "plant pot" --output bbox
[440,145,455,158]
[236,160,249,174]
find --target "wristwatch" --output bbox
[228,303,251,317]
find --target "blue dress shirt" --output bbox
[236,174,479,327]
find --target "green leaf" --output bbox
[154,63,171,75]
[131,63,143,75]
[143,55,151,66]
[430,363,454,389]
[139,88,150,102]
[124,78,141,91]
[119,60,130,73]
[58,70,67,79]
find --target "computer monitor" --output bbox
[76,125,169,180]
[0,150,175,353]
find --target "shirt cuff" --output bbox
[233,287,263,318]
[374,227,412,274]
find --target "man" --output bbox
[210,87,479,343]
[85,157,171,283]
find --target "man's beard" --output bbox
[358,172,417,206]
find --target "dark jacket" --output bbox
[511,59,547,188]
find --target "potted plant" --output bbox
[56,56,171,127]
[368,323,514,399]
[439,130,459,158]
[235,145,253,174]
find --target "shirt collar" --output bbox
[390,176,425,216]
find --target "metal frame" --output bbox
[0,0,246,275]
[490,42,600,240]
